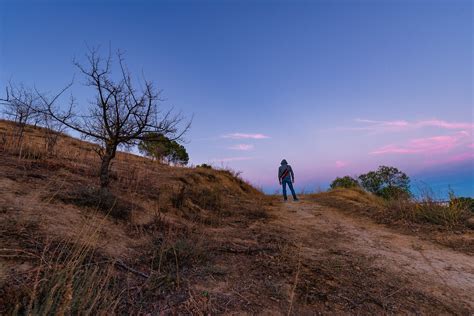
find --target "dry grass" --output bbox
[55,186,135,220]
[386,196,469,228]
[0,119,272,314]
[2,120,469,314]
[0,215,121,315]
[311,187,471,229]
[309,187,473,254]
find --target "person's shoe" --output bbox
[293,198,299,201]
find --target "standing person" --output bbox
[278,159,298,201]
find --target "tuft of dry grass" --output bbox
[1,216,122,315]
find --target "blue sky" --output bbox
[1,0,472,196]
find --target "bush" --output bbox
[377,186,411,200]
[196,164,212,169]
[451,197,474,214]
[330,176,359,189]
[359,166,411,199]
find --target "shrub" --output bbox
[330,176,359,189]
[359,166,411,199]
[450,197,474,214]
[196,164,212,169]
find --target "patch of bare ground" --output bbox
[266,199,473,314]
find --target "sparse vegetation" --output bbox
[0,120,472,314]
[330,175,359,189]
[0,120,274,314]
[196,163,212,169]
[55,186,134,220]
[451,196,474,214]
[385,190,469,228]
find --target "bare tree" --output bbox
[0,82,40,145]
[38,106,68,155]
[40,48,190,189]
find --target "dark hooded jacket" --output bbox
[278,159,294,182]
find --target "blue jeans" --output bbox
[282,179,297,200]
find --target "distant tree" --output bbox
[330,176,359,189]
[40,47,190,188]
[358,165,411,199]
[0,82,40,145]
[138,132,170,161]
[38,109,68,155]
[166,141,189,165]
[138,132,189,165]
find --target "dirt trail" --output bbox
[271,198,474,311]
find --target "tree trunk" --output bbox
[99,144,116,189]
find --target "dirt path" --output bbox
[270,198,474,312]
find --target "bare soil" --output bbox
[191,197,473,314]
[273,199,473,312]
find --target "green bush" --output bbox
[330,176,359,189]
[359,165,411,200]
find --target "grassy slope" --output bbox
[0,120,276,314]
[0,120,472,314]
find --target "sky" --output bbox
[1,0,472,197]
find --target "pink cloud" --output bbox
[371,133,467,155]
[416,120,474,130]
[356,119,409,127]
[221,133,270,139]
[353,118,474,133]
[228,144,254,151]
[335,160,348,168]
[424,152,474,166]
[444,152,474,163]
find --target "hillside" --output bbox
[0,120,473,314]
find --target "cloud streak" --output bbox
[221,133,270,139]
[228,144,254,151]
[335,160,348,168]
[353,118,474,133]
[370,132,470,155]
